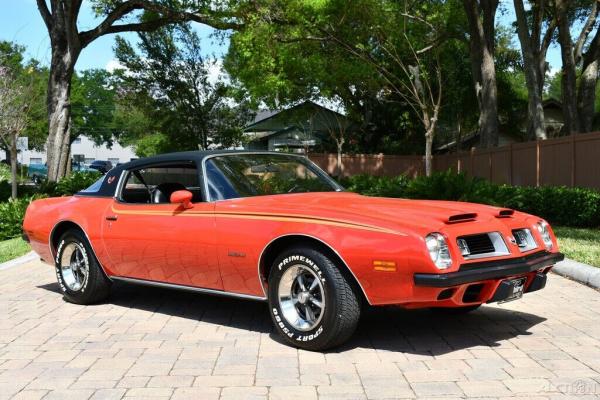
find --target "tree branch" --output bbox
[540,16,557,56]
[575,0,599,64]
[79,1,243,48]
[36,0,53,31]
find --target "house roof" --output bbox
[244,100,349,132]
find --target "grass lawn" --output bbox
[553,226,600,268]
[0,237,31,264]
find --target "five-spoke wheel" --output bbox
[268,246,361,351]
[278,264,325,331]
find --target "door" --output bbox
[101,161,222,290]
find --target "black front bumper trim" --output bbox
[414,251,564,288]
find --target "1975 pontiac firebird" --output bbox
[23,151,564,350]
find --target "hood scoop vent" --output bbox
[446,213,477,223]
[496,209,514,218]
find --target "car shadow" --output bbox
[37,281,546,355]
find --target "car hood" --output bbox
[217,192,521,235]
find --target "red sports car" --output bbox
[22,151,564,350]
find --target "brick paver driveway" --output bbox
[1,260,600,400]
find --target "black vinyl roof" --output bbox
[84,150,293,197]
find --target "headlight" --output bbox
[536,220,553,250]
[425,233,453,269]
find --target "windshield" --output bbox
[205,154,341,201]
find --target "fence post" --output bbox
[535,140,541,187]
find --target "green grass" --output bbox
[553,226,600,268]
[0,237,31,264]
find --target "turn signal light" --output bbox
[373,260,396,272]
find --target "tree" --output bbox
[35,0,243,181]
[227,0,453,174]
[513,0,557,140]
[113,23,250,155]
[554,0,599,134]
[463,0,499,148]
[576,2,600,132]
[0,53,38,199]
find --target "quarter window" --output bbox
[120,162,201,204]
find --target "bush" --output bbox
[43,171,101,197]
[342,171,600,228]
[0,196,46,241]
[0,163,10,182]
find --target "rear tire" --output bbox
[268,246,361,351]
[55,230,111,304]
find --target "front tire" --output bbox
[55,230,111,304]
[268,246,361,351]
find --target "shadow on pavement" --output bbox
[37,281,546,355]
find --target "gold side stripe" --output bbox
[110,206,405,236]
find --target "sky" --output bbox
[0,0,227,71]
[0,0,562,73]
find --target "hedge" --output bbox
[341,171,600,228]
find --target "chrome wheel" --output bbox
[60,243,89,292]
[278,264,325,331]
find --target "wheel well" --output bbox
[259,235,370,305]
[50,221,84,256]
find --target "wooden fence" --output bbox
[308,130,600,190]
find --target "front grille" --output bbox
[456,232,511,259]
[460,234,495,255]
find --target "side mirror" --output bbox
[170,190,194,209]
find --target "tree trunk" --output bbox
[46,48,78,182]
[514,0,547,141]
[463,0,499,148]
[424,131,433,177]
[9,133,18,199]
[577,28,600,133]
[578,59,599,132]
[556,0,580,134]
[336,140,344,177]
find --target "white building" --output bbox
[21,136,137,166]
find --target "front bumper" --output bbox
[414,251,564,288]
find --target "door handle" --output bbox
[105,215,118,221]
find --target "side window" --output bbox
[120,162,202,204]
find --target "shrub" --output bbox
[342,172,600,228]
[0,196,46,241]
[341,174,409,198]
[46,171,101,197]
[0,163,10,182]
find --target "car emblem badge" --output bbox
[107,176,115,184]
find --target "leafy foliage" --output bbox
[0,196,42,241]
[113,23,251,155]
[343,172,600,228]
[45,171,102,197]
